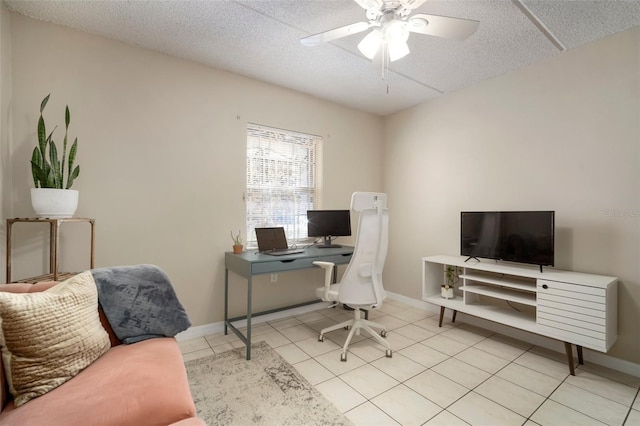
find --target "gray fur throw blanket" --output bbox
[91,264,191,344]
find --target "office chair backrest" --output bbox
[338,192,389,307]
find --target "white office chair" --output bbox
[313,192,392,361]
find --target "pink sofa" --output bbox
[0,282,205,426]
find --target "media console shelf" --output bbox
[422,255,618,375]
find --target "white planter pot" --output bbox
[441,287,454,299]
[30,188,79,218]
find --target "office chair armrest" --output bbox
[313,261,335,301]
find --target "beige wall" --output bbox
[383,27,640,363]
[5,14,383,325]
[0,2,11,280]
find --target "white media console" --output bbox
[422,255,618,375]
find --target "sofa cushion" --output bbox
[0,272,110,407]
[0,282,59,411]
[0,282,58,294]
[170,418,208,426]
[0,337,197,426]
[0,281,58,411]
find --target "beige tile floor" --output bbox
[179,300,640,426]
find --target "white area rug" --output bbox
[185,341,351,426]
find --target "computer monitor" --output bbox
[307,210,351,248]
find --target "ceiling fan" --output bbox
[300,0,479,67]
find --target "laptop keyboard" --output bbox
[264,248,304,256]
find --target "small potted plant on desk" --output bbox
[231,230,243,254]
[442,266,460,299]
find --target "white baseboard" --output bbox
[176,301,330,342]
[384,290,439,313]
[178,292,640,378]
[176,322,225,342]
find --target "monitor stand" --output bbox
[317,236,341,248]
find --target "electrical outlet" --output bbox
[270,273,278,283]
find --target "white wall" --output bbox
[383,27,640,363]
[5,14,383,326]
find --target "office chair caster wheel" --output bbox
[380,330,387,338]
[344,326,350,330]
[385,349,392,358]
[318,335,324,342]
[340,352,347,362]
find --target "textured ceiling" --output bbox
[5,0,640,116]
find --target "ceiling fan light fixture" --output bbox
[358,29,383,59]
[303,2,480,74]
[359,20,409,63]
[388,39,410,61]
[385,19,409,43]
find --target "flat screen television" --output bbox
[460,211,555,270]
[307,210,351,248]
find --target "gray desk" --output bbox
[225,246,354,359]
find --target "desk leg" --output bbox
[224,268,229,335]
[246,276,253,360]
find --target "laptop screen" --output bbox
[255,227,289,252]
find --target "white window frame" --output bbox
[246,123,322,246]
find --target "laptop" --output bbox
[255,227,304,256]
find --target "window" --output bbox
[246,123,321,245]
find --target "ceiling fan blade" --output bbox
[300,21,371,47]
[395,0,428,18]
[353,0,384,12]
[404,0,428,10]
[408,14,479,41]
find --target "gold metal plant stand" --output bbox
[5,217,95,283]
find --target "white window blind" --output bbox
[246,123,321,245]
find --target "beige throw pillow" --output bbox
[0,271,110,407]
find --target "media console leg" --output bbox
[577,345,584,365]
[438,306,445,327]
[564,342,576,376]
[452,310,457,323]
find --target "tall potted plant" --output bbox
[30,94,80,218]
